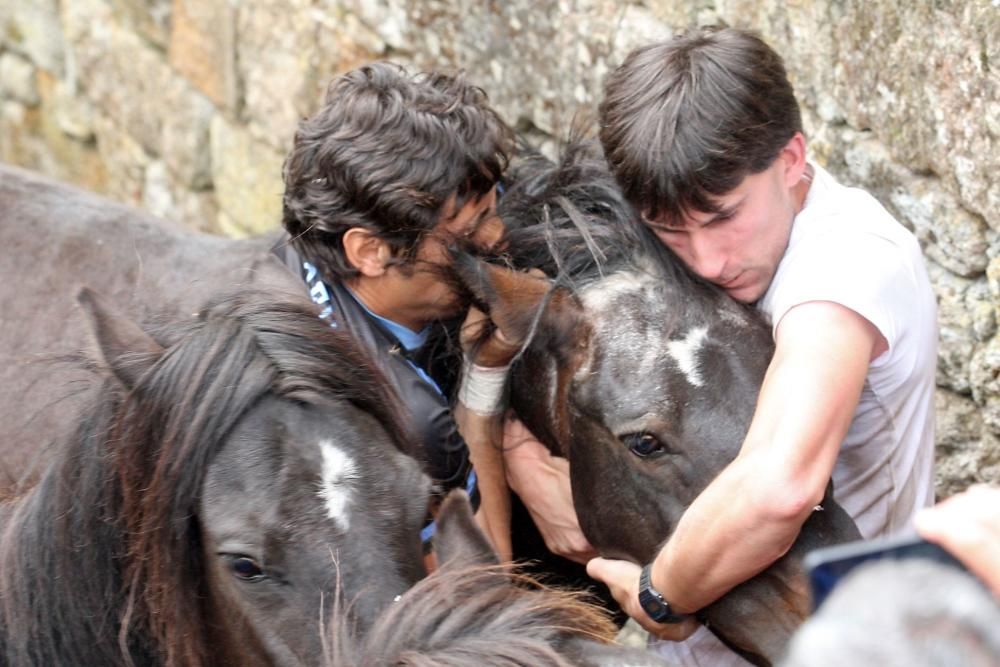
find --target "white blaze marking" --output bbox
[579,262,659,313]
[667,326,708,387]
[317,440,359,530]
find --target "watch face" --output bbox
[638,563,692,624]
[639,586,668,622]
[643,599,662,616]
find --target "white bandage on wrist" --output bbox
[457,360,510,416]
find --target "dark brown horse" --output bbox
[0,288,430,666]
[327,490,674,667]
[0,163,300,493]
[456,143,861,665]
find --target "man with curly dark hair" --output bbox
[276,62,516,559]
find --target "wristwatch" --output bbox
[638,563,691,624]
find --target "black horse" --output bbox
[456,143,861,665]
[0,289,430,666]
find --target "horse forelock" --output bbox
[499,142,725,422]
[115,291,417,665]
[0,290,416,666]
[326,564,617,666]
[499,141,755,398]
[226,294,419,459]
[499,140,702,295]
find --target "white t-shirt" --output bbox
[652,163,938,666]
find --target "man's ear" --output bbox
[778,131,808,187]
[342,227,391,277]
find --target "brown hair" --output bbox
[283,62,513,281]
[599,26,802,226]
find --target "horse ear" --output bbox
[76,287,164,389]
[433,490,501,568]
[451,253,585,356]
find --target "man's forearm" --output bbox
[503,423,596,563]
[454,403,512,561]
[651,454,810,613]
[655,302,877,612]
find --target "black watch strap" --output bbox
[637,563,691,624]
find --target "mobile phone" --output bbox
[804,532,966,611]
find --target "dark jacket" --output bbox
[273,241,477,499]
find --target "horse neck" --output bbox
[0,380,254,667]
[0,413,152,666]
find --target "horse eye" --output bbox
[228,555,266,581]
[621,432,665,459]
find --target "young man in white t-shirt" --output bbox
[586,26,938,665]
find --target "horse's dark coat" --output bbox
[0,163,301,491]
[463,143,862,665]
[0,288,429,666]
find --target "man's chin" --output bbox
[430,296,466,322]
[724,283,763,304]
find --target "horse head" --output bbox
[454,144,860,664]
[0,288,430,666]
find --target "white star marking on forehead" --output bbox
[579,262,659,313]
[667,326,708,387]
[574,266,666,383]
[317,440,359,531]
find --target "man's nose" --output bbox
[686,232,728,282]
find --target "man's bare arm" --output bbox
[504,417,596,564]
[453,403,512,561]
[589,301,884,635]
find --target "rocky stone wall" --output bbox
[2,0,997,496]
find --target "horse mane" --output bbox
[497,139,706,293]
[326,563,618,666]
[428,139,728,389]
[491,139,762,364]
[0,291,416,667]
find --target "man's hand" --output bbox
[503,417,597,564]
[460,305,521,368]
[587,557,700,640]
